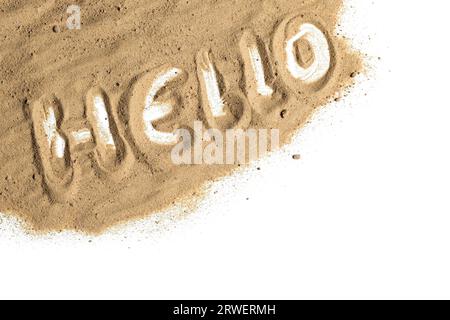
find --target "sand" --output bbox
[0,0,361,233]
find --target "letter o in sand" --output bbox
[273,16,333,92]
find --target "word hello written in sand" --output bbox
[30,15,332,202]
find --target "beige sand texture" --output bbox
[0,0,361,233]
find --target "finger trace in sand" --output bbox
[86,88,127,173]
[197,50,226,118]
[239,31,284,114]
[249,46,274,97]
[285,23,331,83]
[196,50,252,130]
[143,68,183,145]
[128,65,189,161]
[241,32,274,97]
[30,97,75,201]
[53,134,66,159]
[42,106,66,159]
[91,94,116,149]
[71,129,92,145]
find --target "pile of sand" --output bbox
[0,0,360,233]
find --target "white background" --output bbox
[1,0,449,300]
